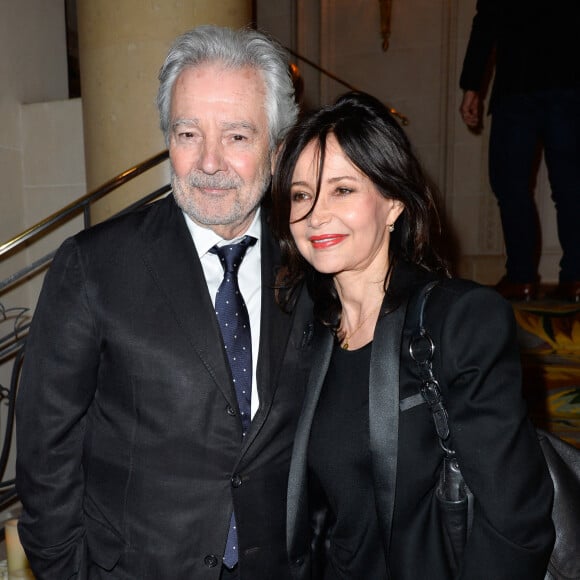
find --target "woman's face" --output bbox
[289,135,404,279]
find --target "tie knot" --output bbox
[210,235,256,273]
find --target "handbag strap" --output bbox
[408,280,454,453]
[409,280,474,532]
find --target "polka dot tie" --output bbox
[210,235,256,569]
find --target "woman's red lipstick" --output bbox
[309,234,347,249]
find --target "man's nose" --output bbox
[198,138,226,174]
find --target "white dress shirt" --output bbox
[183,209,262,418]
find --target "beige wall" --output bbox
[0,0,81,484]
[20,99,87,300]
[0,1,81,310]
[0,0,69,260]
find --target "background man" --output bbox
[459,0,580,302]
[16,25,313,579]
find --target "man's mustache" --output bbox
[186,173,242,189]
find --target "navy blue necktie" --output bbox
[210,235,256,568]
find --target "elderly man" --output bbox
[16,26,313,580]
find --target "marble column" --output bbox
[77,0,252,223]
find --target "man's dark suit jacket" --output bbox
[15,195,314,580]
[287,263,555,579]
[459,0,580,109]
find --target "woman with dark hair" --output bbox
[271,91,554,579]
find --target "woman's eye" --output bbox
[336,187,353,195]
[291,191,310,202]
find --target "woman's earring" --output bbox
[388,224,395,233]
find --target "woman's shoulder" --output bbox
[392,261,509,311]
[434,277,510,309]
[422,277,516,340]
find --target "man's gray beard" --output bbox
[171,172,268,227]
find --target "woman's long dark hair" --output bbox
[271,91,449,330]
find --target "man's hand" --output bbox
[460,90,482,129]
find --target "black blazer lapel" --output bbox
[286,326,334,560]
[369,297,408,567]
[138,196,237,410]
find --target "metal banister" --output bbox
[0,150,169,261]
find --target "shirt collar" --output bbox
[183,208,262,257]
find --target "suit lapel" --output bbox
[139,201,311,457]
[286,326,334,558]
[239,220,296,455]
[255,223,287,403]
[138,196,237,410]
[369,297,408,567]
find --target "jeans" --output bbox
[488,87,580,282]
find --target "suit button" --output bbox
[293,557,304,567]
[226,405,236,416]
[231,474,242,488]
[204,554,219,568]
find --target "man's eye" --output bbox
[231,134,248,142]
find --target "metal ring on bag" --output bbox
[409,329,435,364]
[438,436,456,457]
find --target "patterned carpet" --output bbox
[513,301,580,447]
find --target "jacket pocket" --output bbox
[83,495,125,571]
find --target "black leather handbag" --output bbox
[409,281,580,580]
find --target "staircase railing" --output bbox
[0,150,170,294]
